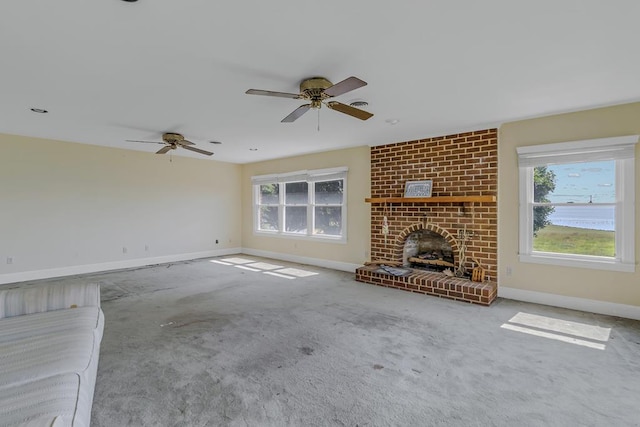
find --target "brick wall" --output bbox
[370,129,498,280]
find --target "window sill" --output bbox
[253,230,347,244]
[519,253,635,273]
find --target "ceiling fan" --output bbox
[246,76,373,122]
[126,133,213,156]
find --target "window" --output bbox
[517,135,637,272]
[252,168,347,241]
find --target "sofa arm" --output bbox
[0,282,100,319]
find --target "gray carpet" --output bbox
[35,256,640,426]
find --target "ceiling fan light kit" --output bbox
[246,76,373,123]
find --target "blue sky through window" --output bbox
[542,160,616,231]
[547,160,615,204]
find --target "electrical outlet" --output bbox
[122,247,127,254]
[506,266,512,277]
[6,257,13,265]
[145,245,149,252]
[215,239,219,244]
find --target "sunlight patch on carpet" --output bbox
[501,312,610,350]
[235,265,261,272]
[209,258,319,281]
[264,272,296,279]
[246,262,284,270]
[221,257,255,264]
[275,268,319,278]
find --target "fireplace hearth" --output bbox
[357,220,494,303]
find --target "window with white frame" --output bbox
[517,135,637,272]
[252,168,347,241]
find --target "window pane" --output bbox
[259,184,279,205]
[547,205,615,231]
[532,160,616,258]
[541,160,615,204]
[285,182,308,205]
[532,205,615,257]
[258,206,278,231]
[285,206,307,233]
[315,180,343,204]
[314,206,342,236]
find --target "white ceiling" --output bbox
[2,1,640,164]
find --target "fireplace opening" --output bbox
[403,230,455,273]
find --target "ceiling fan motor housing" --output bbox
[162,132,185,144]
[300,77,333,105]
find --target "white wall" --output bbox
[0,133,242,283]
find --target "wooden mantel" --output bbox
[364,195,496,204]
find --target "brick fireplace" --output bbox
[356,129,498,305]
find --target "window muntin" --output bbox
[517,136,637,272]
[252,168,347,241]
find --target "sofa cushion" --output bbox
[0,307,104,388]
[0,284,103,427]
[0,330,97,388]
[0,306,103,344]
[0,374,80,427]
[0,283,100,320]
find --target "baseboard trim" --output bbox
[241,248,361,273]
[498,286,640,321]
[0,248,242,285]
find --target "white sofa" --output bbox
[0,282,104,427]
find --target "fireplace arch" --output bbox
[392,222,459,267]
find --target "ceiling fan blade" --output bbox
[326,101,373,121]
[323,76,367,97]
[181,145,214,156]
[281,104,311,123]
[180,139,195,146]
[126,139,164,144]
[156,146,173,154]
[246,89,301,99]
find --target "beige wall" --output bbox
[241,146,370,268]
[498,102,640,307]
[9,101,638,310]
[0,133,242,278]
